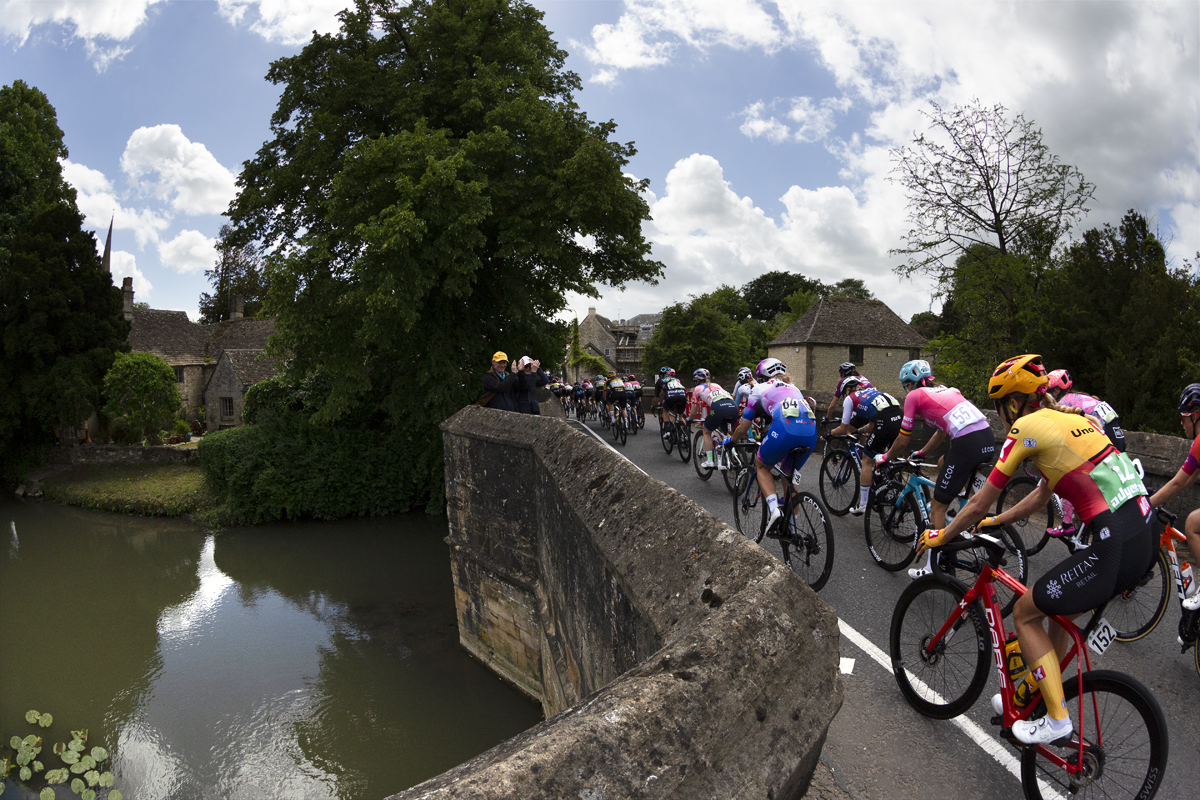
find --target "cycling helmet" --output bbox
[659,366,669,375]
[1047,369,1073,395]
[898,359,933,388]
[606,372,616,379]
[756,357,787,380]
[692,368,710,383]
[666,368,676,377]
[596,374,605,382]
[737,366,753,382]
[838,362,859,378]
[839,376,865,396]
[988,354,1048,399]
[1178,383,1200,413]
[626,375,636,382]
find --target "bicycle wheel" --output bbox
[1107,548,1170,642]
[864,480,920,571]
[677,424,692,463]
[628,408,638,436]
[819,448,860,517]
[733,468,766,543]
[782,491,834,592]
[692,430,714,480]
[722,446,744,495]
[616,416,627,445]
[661,421,674,454]
[889,577,991,719]
[996,475,1056,556]
[637,405,645,429]
[1020,670,1168,800]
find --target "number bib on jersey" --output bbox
[871,394,893,412]
[710,389,733,403]
[1093,401,1118,423]
[780,397,802,418]
[946,400,985,435]
[1093,451,1147,512]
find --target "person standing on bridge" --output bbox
[481,351,521,412]
[514,356,547,414]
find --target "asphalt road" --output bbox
[565,410,1198,800]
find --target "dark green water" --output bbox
[0,501,541,800]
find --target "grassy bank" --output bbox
[41,463,210,517]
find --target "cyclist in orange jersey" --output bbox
[915,355,1156,745]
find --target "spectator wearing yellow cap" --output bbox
[480,351,521,412]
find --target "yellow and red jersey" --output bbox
[988,408,1148,523]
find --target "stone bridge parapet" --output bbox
[391,405,843,799]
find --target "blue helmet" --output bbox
[899,359,933,388]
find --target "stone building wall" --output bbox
[204,357,243,432]
[407,405,844,799]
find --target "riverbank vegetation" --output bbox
[40,464,208,517]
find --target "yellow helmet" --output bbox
[606,372,617,380]
[988,354,1049,399]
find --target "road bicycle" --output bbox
[732,446,834,592]
[611,404,628,445]
[865,457,1027,615]
[889,531,1169,800]
[818,430,862,516]
[996,461,1085,556]
[659,412,692,463]
[633,398,646,429]
[692,424,746,493]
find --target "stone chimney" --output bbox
[229,294,244,320]
[587,306,596,316]
[122,277,133,321]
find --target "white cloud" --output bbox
[216,0,348,45]
[740,96,852,143]
[108,250,153,297]
[120,125,238,216]
[158,229,218,274]
[739,101,791,143]
[0,0,167,69]
[62,159,171,249]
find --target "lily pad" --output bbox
[45,768,69,784]
[61,749,80,765]
[25,710,40,724]
[40,788,55,800]
[80,755,96,770]
[99,771,114,788]
[19,766,31,781]
[53,742,65,757]
[110,791,122,800]
[83,790,96,800]
[68,739,85,753]
[85,769,100,786]
[38,713,52,728]
[90,746,107,762]
[71,730,87,743]
[8,737,20,750]
[70,760,88,775]
[33,760,43,772]
[71,777,84,794]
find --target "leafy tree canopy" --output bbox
[199,224,266,323]
[740,270,824,321]
[642,299,751,380]
[102,352,181,446]
[890,99,1094,287]
[0,80,128,475]
[225,0,662,510]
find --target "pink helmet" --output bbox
[1047,369,1073,394]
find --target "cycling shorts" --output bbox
[862,410,903,459]
[1032,497,1155,616]
[703,398,739,433]
[606,390,626,407]
[934,427,996,505]
[663,395,687,415]
[757,406,818,476]
[1104,417,1127,453]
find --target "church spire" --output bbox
[101,216,113,273]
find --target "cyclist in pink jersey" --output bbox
[1148,383,1200,612]
[1047,369,1126,452]
[880,359,996,578]
[689,369,739,470]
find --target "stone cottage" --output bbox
[767,297,927,397]
[571,307,660,381]
[204,349,281,431]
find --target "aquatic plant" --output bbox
[1,711,121,800]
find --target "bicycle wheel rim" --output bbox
[678,426,692,463]
[1019,671,1168,800]
[889,578,990,719]
[693,431,713,480]
[819,451,858,516]
[785,492,834,592]
[733,469,764,543]
[865,483,918,571]
[1109,549,1170,642]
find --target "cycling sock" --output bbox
[858,485,870,506]
[1029,652,1068,721]
[767,494,779,513]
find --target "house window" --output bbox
[220,396,235,420]
[910,348,922,360]
[849,345,864,364]
[174,366,185,383]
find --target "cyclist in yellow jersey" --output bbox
[915,355,1156,745]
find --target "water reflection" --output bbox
[0,504,540,800]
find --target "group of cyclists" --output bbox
[569,350,1198,760]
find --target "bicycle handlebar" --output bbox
[1155,506,1177,526]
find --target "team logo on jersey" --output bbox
[1098,527,1110,540]
[1045,578,1062,600]
[1032,665,1046,681]
[1023,438,1037,448]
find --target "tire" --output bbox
[864,480,920,571]
[692,430,714,480]
[661,421,674,454]
[733,468,765,543]
[615,417,627,445]
[628,409,638,436]
[782,492,835,592]
[889,577,991,719]
[1019,670,1168,800]
[996,475,1055,556]
[722,446,743,495]
[941,526,1027,618]
[1107,548,1170,642]
[819,447,860,517]
[637,406,646,429]
[677,423,692,463]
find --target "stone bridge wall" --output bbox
[393,405,843,799]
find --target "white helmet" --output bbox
[756,357,787,380]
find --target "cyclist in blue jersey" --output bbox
[828,376,903,515]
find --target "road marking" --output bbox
[566,419,649,476]
[838,619,1062,798]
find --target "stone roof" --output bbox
[128,309,278,366]
[769,298,927,348]
[224,349,281,385]
[626,312,662,327]
[128,309,210,365]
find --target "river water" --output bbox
[0,501,541,800]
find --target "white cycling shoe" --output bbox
[765,507,784,533]
[907,564,933,580]
[1013,715,1072,745]
[848,503,867,517]
[1183,592,1200,612]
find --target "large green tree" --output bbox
[224,0,661,510]
[198,224,266,323]
[0,81,129,475]
[740,270,824,321]
[642,299,751,380]
[102,351,182,445]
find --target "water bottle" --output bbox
[1183,561,1196,598]
[792,468,802,488]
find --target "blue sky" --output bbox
[3,0,1197,325]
